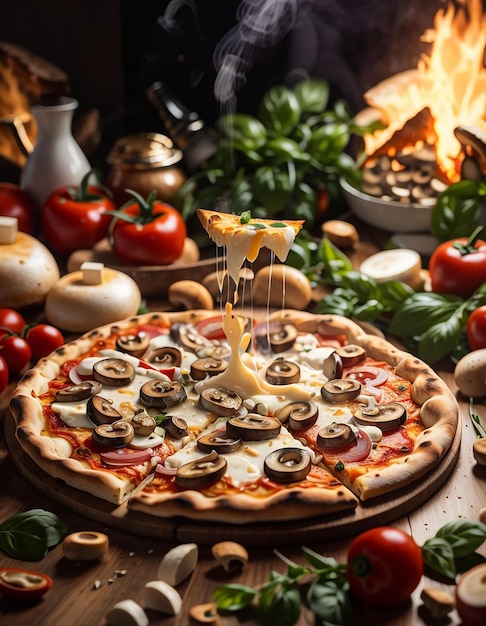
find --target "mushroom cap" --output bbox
[45,267,142,332]
[454,349,486,398]
[168,280,214,310]
[0,231,60,307]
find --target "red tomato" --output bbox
[0,308,26,334]
[0,568,52,600]
[0,333,31,374]
[24,324,65,361]
[467,305,486,350]
[429,229,486,299]
[41,170,115,254]
[0,355,8,393]
[347,527,423,607]
[110,191,186,265]
[0,183,36,233]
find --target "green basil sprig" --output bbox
[0,508,67,560]
[422,520,486,580]
[431,179,486,241]
[213,520,486,625]
[388,285,486,363]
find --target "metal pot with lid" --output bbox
[105,132,186,207]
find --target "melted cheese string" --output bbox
[195,302,313,401]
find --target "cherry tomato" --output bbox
[347,527,423,607]
[0,183,36,233]
[467,305,486,350]
[0,333,31,374]
[24,324,65,361]
[110,191,186,265]
[0,355,8,393]
[0,567,52,600]
[429,228,486,299]
[0,308,26,335]
[42,169,115,254]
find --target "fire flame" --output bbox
[362,0,486,183]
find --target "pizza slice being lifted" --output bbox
[197,208,304,286]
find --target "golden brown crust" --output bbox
[129,484,358,524]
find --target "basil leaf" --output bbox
[293,78,330,114]
[307,579,351,626]
[258,86,301,135]
[417,312,464,363]
[27,509,68,547]
[0,508,67,560]
[212,583,258,610]
[217,114,267,151]
[259,583,301,626]
[431,180,481,241]
[253,166,293,215]
[435,520,486,558]
[376,280,415,311]
[422,537,457,579]
[263,137,308,163]
[388,293,463,336]
[317,238,353,282]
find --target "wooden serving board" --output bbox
[4,411,461,547]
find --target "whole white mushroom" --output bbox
[454,349,486,399]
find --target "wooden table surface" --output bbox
[1,225,486,626]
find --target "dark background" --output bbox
[0,0,480,162]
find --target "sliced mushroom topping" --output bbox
[265,359,301,385]
[226,414,281,441]
[160,415,188,439]
[190,357,227,380]
[170,323,212,353]
[269,324,298,353]
[115,333,150,357]
[353,402,406,432]
[317,422,356,450]
[196,430,242,454]
[264,447,312,483]
[145,346,182,368]
[199,387,242,417]
[93,420,134,447]
[275,400,319,430]
[131,411,157,436]
[321,378,362,403]
[336,345,366,367]
[55,380,102,403]
[175,450,227,489]
[140,380,187,409]
[322,351,343,381]
[92,358,136,386]
[87,395,123,426]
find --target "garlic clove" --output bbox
[142,580,182,615]
[157,543,198,586]
[105,599,148,626]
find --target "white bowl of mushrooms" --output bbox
[340,177,435,233]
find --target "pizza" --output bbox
[8,209,459,525]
